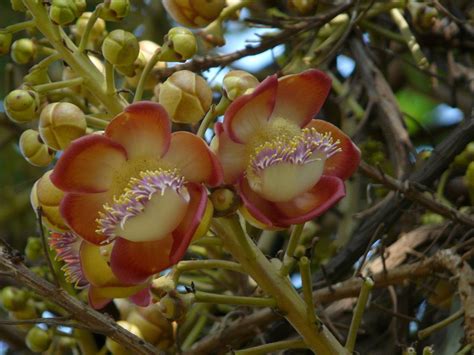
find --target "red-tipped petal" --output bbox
[270,69,331,127]
[61,192,111,245]
[129,287,151,307]
[88,284,147,309]
[110,236,174,284]
[224,75,278,143]
[276,175,345,225]
[211,123,247,184]
[88,287,111,309]
[106,102,171,160]
[305,119,360,180]
[51,135,127,193]
[162,131,223,187]
[171,183,207,263]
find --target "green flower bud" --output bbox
[160,27,197,62]
[210,187,240,217]
[163,0,225,28]
[158,292,191,321]
[100,0,131,22]
[50,0,81,26]
[11,38,37,65]
[74,0,86,14]
[1,287,28,311]
[75,12,106,41]
[158,70,212,123]
[26,327,52,353]
[39,102,87,151]
[0,31,13,56]
[102,29,139,66]
[223,70,259,100]
[11,0,27,12]
[106,321,142,355]
[25,237,43,261]
[408,2,438,32]
[288,0,317,14]
[4,89,41,123]
[19,130,55,167]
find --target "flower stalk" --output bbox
[279,223,304,277]
[193,291,277,308]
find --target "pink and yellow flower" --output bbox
[51,102,222,285]
[212,69,360,229]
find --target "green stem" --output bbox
[418,309,464,340]
[181,314,207,350]
[219,0,252,21]
[212,216,348,354]
[194,291,277,308]
[5,20,35,33]
[85,115,109,129]
[345,276,374,352]
[192,236,223,247]
[197,96,231,138]
[456,344,473,355]
[235,338,307,355]
[329,72,365,120]
[23,0,126,115]
[436,167,452,202]
[74,329,98,355]
[104,60,115,96]
[173,259,243,284]
[280,223,304,276]
[361,20,405,43]
[133,47,162,102]
[299,257,319,327]
[33,77,83,93]
[30,52,61,71]
[78,4,103,53]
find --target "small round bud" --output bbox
[11,38,37,65]
[26,327,52,353]
[223,70,259,100]
[19,130,55,167]
[0,31,13,56]
[11,0,27,12]
[163,0,225,28]
[102,29,139,66]
[157,292,190,321]
[123,41,166,89]
[151,276,175,299]
[106,321,142,355]
[404,347,417,355]
[158,70,212,124]
[293,245,307,259]
[4,89,41,123]
[75,12,106,41]
[127,307,173,345]
[25,237,43,261]
[100,0,131,22]
[1,287,28,311]
[74,0,86,14]
[288,0,317,14]
[160,27,197,62]
[39,102,87,151]
[210,187,240,217]
[50,0,81,26]
[30,170,68,231]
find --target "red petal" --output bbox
[61,192,111,245]
[276,176,345,224]
[162,131,223,187]
[88,287,111,309]
[129,287,151,307]
[51,134,127,193]
[106,102,171,160]
[223,75,277,143]
[305,119,360,180]
[211,123,247,184]
[170,183,207,264]
[270,70,331,127]
[110,236,174,284]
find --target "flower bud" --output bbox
[26,327,52,353]
[39,102,87,151]
[210,187,239,217]
[31,170,68,231]
[74,0,86,14]
[157,292,191,321]
[163,0,226,28]
[74,12,106,41]
[106,321,143,355]
[127,306,173,345]
[223,70,259,100]
[100,0,130,22]
[158,70,212,123]
[50,0,81,26]
[288,0,317,14]
[102,29,139,66]
[1,287,28,311]
[199,20,225,47]
[151,275,175,299]
[25,237,43,261]
[11,38,37,65]
[0,31,13,56]
[19,130,55,167]
[11,0,27,12]
[4,89,40,123]
[160,27,197,62]
[408,2,438,32]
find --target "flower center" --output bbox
[246,127,341,202]
[97,169,190,243]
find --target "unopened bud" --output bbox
[151,276,175,299]
[19,130,55,167]
[106,321,142,355]
[50,0,82,26]
[158,292,190,321]
[163,0,225,28]
[160,27,197,62]
[223,70,259,100]
[75,12,106,41]
[1,287,28,311]
[408,2,438,32]
[39,102,87,151]
[11,38,37,65]
[199,20,225,47]
[210,187,239,217]
[127,306,172,345]
[74,0,86,14]
[25,237,43,261]
[0,31,13,56]
[4,89,40,123]
[123,41,165,89]
[26,327,52,353]
[288,0,317,14]
[158,70,212,123]
[100,0,130,22]
[102,29,139,66]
